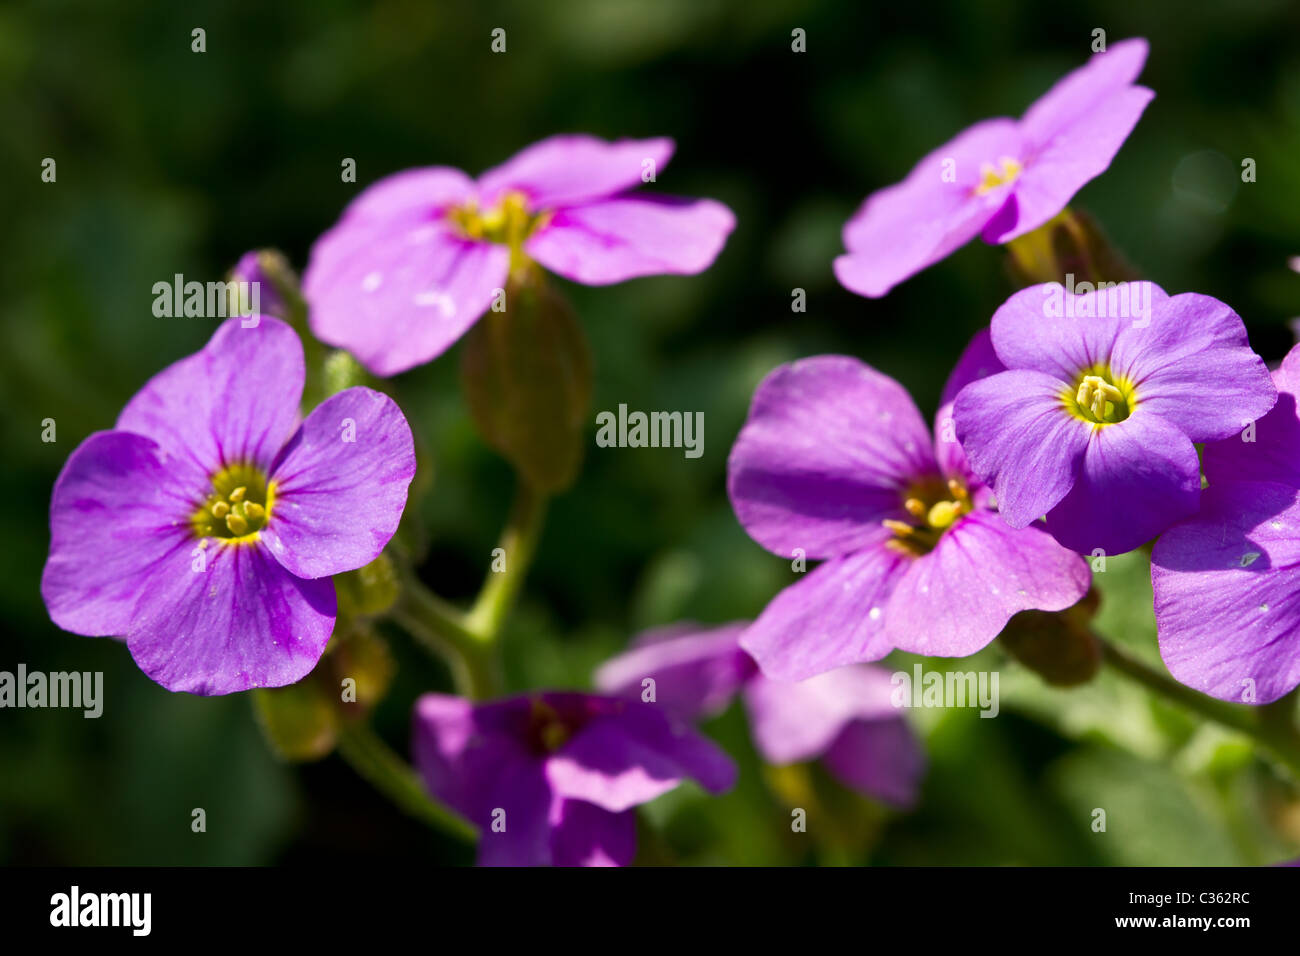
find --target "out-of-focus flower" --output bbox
[304,134,735,376]
[835,39,1152,297]
[596,622,926,807]
[412,691,736,866]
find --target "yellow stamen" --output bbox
[226,512,249,536]
[904,497,927,518]
[883,519,918,537]
[947,478,968,502]
[243,502,265,521]
[927,500,963,529]
[229,486,246,503]
[211,501,230,519]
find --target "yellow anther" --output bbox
[927,500,963,529]
[243,502,265,521]
[211,501,230,519]
[883,519,918,537]
[947,478,969,502]
[904,497,927,518]
[229,486,246,503]
[225,513,249,536]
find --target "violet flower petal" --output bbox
[475,134,675,208]
[117,316,303,479]
[953,368,1092,528]
[1153,481,1300,704]
[126,540,335,695]
[728,355,938,559]
[884,509,1091,656]
[264,387,416,579]
[739,546,912,681]
[525,195,734,285]
[41,431,195,637]
[1043,409,1201,554]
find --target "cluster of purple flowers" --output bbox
[41,36,1300,865]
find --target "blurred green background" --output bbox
[3,0,1300,865]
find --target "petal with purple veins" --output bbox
[1204,344,1300,487]
[883,509,1091,657]
[739,545,912,681]
[953,369,1092,528]
[1152,481,1300,704]
[125,540,336,695]
[41,431,196,637]
[1044,408,1201,555]
[117,317,304,479]
[728,355,938,559]
[263,387,416,579]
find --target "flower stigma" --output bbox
[1064,366,1135,424]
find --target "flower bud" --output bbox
[999,589,1102,687]
[459,269,592,493]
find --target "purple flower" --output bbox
[727,331,1090,681]
[953,282,1276,555]
[1151,344,1300,704]
[595,623,926,807]
[303,134,735,376]
[412,691,736,866]
[834,38,1152,298]
[41,317,416,695]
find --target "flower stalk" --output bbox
[335,720,476,842]
[1097,637,1300,779]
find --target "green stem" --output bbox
[464,479,547,639]
[392,587,499,700]
[1099,638,1300,779]
[335,721,477,842]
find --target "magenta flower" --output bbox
[412,691,736,866]
[834,38,1152,298]
[953,282,1276,555]
[727,331,1090,681]
[303,134,735,376]
[1151,344,1300,704]
[595,623,926,807]
[40,317,416,695]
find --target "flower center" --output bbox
[1064,367,1134,424]
[884,477,972,556]
[526,698,582,754]
[191,463,274,541]
[446,190,551,250]
[974,156,1023,196]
